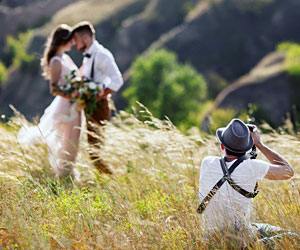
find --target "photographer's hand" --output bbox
[250,126,294,180]
[250,126,262,147]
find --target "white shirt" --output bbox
[199,156,269,232]
[81,40,123,92]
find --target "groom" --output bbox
[72,21,123,174]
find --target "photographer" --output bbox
[198,119,295,245]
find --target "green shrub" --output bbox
[0,61,8,85]
[207,107,253,134]
[284,47,300,79]
[4,30,37,72]
[277,42,300,80]
[277,42,300,127]
[276,42,298,52]
[208,108,238,134]
[124,49,207,129]
[208,103,275,134]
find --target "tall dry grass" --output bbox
[0,108,299,249]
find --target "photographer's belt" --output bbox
[197,151,258,214]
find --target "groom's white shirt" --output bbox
[81,40,123,92]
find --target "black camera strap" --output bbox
[197,151,258,214]
[220,157,259,198]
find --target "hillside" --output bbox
[1,0,300,122]
[0,0,150,119]
[109,0,199,72]
[0,0,78,57]
[36,0,147,37]
[201,49,300,128]
[0,0,197,119]
[0,0,48,8]
[152,0,300,81]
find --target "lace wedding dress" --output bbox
[18,54,84,177]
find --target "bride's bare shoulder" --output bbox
[50,56,62,66]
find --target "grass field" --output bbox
[0,108,299,249]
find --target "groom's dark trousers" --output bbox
[86,97,112,174]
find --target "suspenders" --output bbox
[197,151,258,214]
[90,56,95,79]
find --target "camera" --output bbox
[247,124,255,132]
[246,124,257,158]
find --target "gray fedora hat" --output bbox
[216,119,253,153]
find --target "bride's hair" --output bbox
[41,24,72,79]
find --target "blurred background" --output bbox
[0,0,300,132]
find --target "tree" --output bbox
[123,49,207,128]
[4,30,36,71]
[277,42,300,80]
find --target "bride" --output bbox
[18,24,84,178]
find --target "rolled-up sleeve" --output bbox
[95,50,123,92]
[252,159,270,181]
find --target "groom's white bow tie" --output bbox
[83,52,91,58]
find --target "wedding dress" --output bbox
[18,54,84,177]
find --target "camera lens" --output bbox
[247,125,254,132]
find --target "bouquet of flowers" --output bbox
[53,70,104,118]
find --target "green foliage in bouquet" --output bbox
[53,70,102,119]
